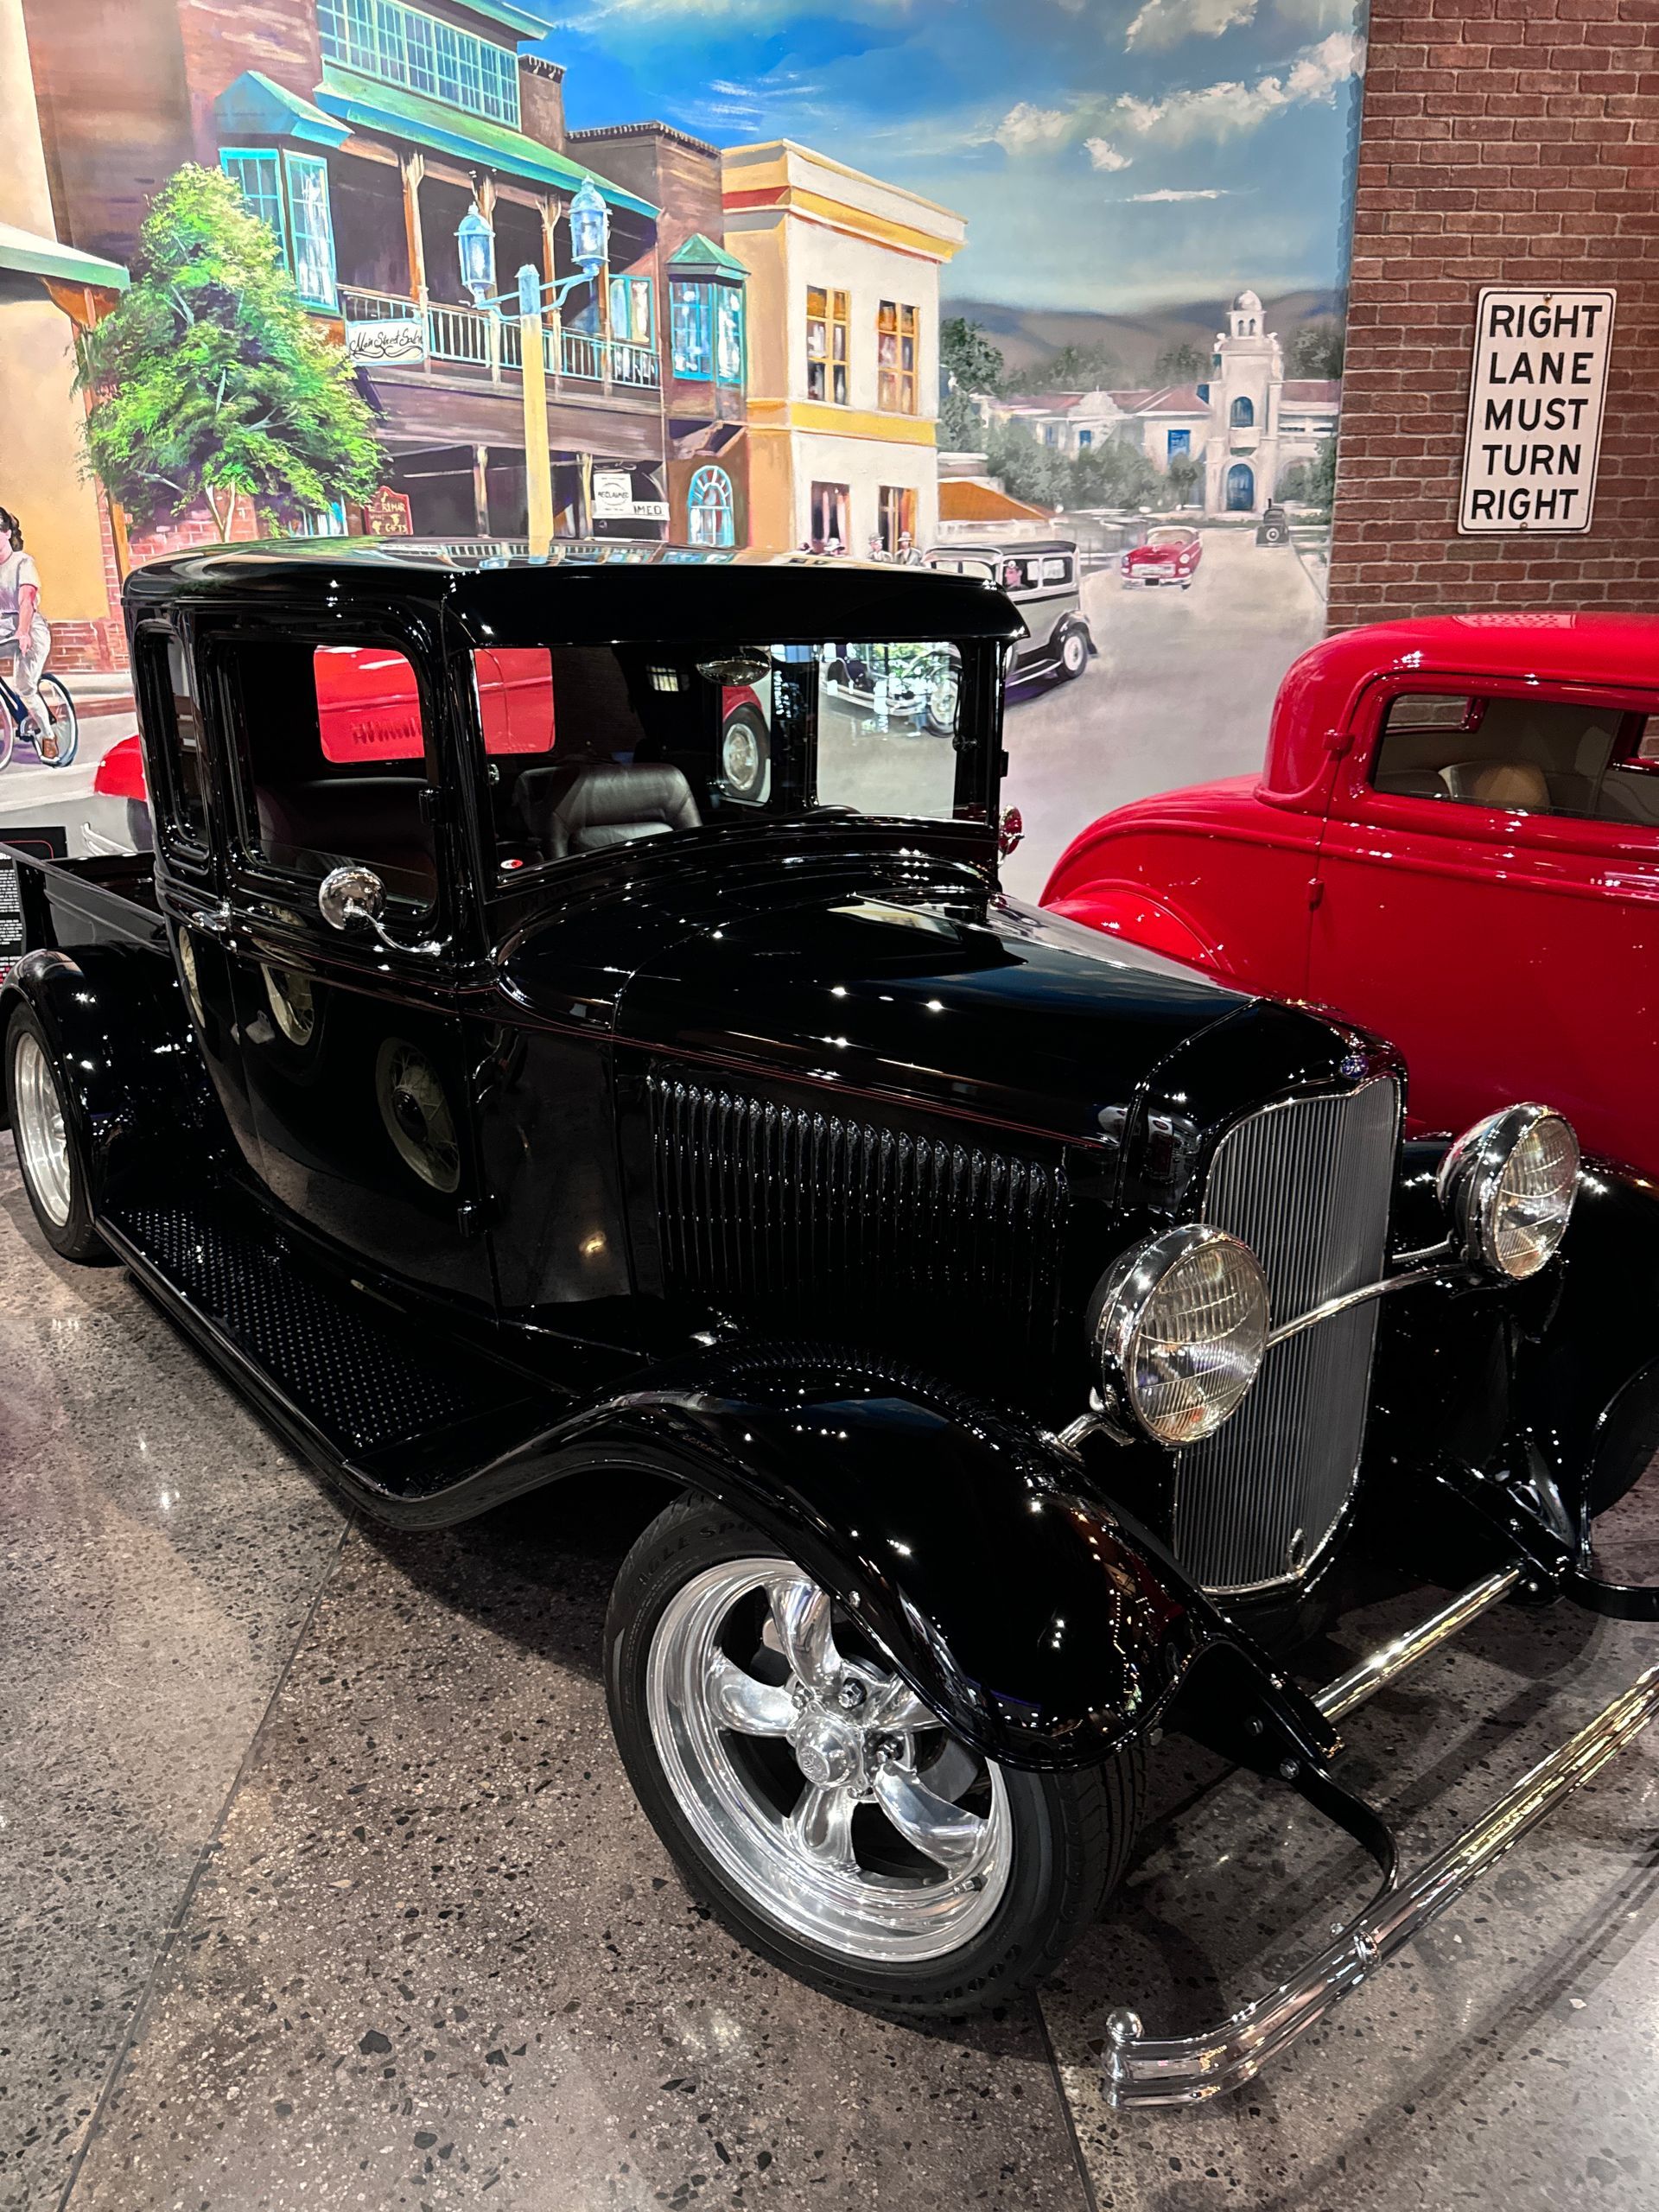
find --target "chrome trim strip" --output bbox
[1314,1569,1522,1722]
[1103,1658,1659,2106]
[1266,1263,1453,1351]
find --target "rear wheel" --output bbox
[5,1008,107,1262]
[607,1497,1143,2016]
[719,709,770,803]
[37,676,79,766]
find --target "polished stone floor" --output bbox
[4,1154,1657,2212]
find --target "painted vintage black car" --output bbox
[4,541,1658,2103]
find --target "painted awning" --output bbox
[215,70,351,149]
[0,221,128,292]
[315,66,658,220]
[667,232,746,282]
[939,480,1052,525]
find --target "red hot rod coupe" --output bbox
[1044,613,1659,1180]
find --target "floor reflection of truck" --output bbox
[923,540,1096,687]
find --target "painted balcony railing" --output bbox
[340,286,660,390]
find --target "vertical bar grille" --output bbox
[1174,1080,1401,1595]
[648,1074,1068,1366]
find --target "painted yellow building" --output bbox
[720,140,964,557]
[1,0,127,649]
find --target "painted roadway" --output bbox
[999,521,1326,905]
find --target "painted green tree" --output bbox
[79,165,384,537]
[1152,340,1207,384]
[938,316,1004,450]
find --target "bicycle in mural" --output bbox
[0,659,79,772]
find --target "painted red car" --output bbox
[1120,525,1202,589]
[1043,613,1659,1177]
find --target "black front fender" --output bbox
[523,1345,1340,1776]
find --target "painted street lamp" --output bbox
[568,177,609,276]
[456,207,495,307]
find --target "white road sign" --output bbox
[1459,287,1614,534]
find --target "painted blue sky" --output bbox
[531,0,1367,313]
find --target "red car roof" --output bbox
[1265,613,1659,799]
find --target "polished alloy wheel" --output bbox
[645,1557,1012,1961]
[12,1028,73,1229]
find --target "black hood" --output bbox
[598,874,1372,1157]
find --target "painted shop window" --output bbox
[877,485,916,556]
[608,275,654,349]
[317,0,520,128]
[715,288,745,385]
[1230,396,1255,429]
[671,283,712,378]
[220,149,337,310]
[1167,429,1191,456]
[224,643,439,910]
[687,466,735,549]
[806,287,849,404]
[810,480,850,552]
[877,299,918,413]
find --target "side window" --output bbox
[135,631,210,854]
[814,642,961,822]
[1371,691,1636,819]
[222,641,438,909]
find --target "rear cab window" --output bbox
[133,628,211,861]
[1370,690,1659,827]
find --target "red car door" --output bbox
[1307,675,1659,1171]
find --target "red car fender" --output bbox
[1044,880,1224,973]
[93,731,148,801]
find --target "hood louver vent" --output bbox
[648,1074,1070,1370]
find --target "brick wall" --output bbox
[1326,0,1659,626]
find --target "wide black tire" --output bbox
[4,1006,109,1262]
[606,1493,1144,2018]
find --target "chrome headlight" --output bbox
[1090,1224,1269,1446]
[1437,1103,1580,1281]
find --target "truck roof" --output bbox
[124,537,1027,647]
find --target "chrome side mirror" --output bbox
[319,864,386,933]
[998,805,1025,859]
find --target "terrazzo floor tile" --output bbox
[0,1167,347,2211]
[60,1497,1093,2211]
[1041,1567,1659,2211]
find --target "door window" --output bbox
[134,631,210,856]
[1370,690,1649,821]
[221,640,438,908]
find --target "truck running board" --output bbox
[99,1193,564,1525]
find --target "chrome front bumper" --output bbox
[1103,1573,1659,2107]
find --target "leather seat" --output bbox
[1440,760,1552,811]
[515,760,702,861]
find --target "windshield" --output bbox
[474,639,976,879]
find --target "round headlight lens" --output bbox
[1438,1103,1580,1281]
[1091,1224,1269,1446]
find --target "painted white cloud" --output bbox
[1126,0,1255,52]
[993,30,1364,157]
[1084,137,1132,170]
[1128,187,1232,200]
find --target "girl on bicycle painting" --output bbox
[0,507,58,760]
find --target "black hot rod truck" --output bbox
[5,541,1659,2104]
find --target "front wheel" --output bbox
[606,1497,1143,2017]
[5,1008,108,1262]
[36,675,79,766]
[1058,627,1090,679]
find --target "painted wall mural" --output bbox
[1,0,1364,885]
